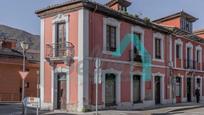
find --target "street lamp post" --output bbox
[20,41,29,115]
[20,41,29,101]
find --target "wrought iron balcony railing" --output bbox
[129,50,142,62]
[45,42,74,65]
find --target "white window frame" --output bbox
[195,76,202,95]
[102,68,121,108]
[195,45,202,70]
[174,39,183,68]
[153,32,164,62]
[52,14,69,47]
[152,72,165,104]
[103,17,120,55]
[186,42,193,68]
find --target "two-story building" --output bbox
[36,0,204,112]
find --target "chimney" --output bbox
[105,0,131,12]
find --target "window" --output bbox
[103,18,120,54]
[106,25,117,52]
[55,22,66,57]
[133,32,141,55]
[196,50,201,63]
[155,38,162,59]
[187,47,192,68]
[176,44,181,59]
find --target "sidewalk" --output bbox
[43,102,204,115]
[141,102,204,115]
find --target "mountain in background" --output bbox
[0,24,40,61]
[0,24,40,51]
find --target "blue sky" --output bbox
[0,0,203,35]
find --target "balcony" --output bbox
[45,42,74,66]
[129,50,142,63]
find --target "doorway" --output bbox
[187,78,191,102]
[176,77,182,103]
[54,73,67,110]
[155,76,161,104]
[105,73,116,106]
[133,75,141,103]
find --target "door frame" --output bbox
[102,68,121,108]
[175,76,183,103]
[52,67,69,110]
[186,76,193,102]
[195,76,202,98]
[130,72,145,104]
[152,72,165,104]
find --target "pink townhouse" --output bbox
[154,11,204,103]
[36,0,204,112]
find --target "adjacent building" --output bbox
[0,26,40,102]
[36,0,204,112]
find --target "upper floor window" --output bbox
[153,33,164,61]
[176,44,181,59]
[196,50,201,63]
[106,25,117,52]
[186,46,193,68]
[56,22,66,45]
[133,32,141,55]
[103,18,120,55]
[155,38,162,59]
[181,18,192,32]
[52,14,69,57]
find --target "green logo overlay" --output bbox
[112,34,152,81]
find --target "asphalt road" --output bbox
[1,103,204,115]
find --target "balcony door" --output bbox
[55,22,66,57]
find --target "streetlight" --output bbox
[20,41,29,100]
[20,41,29,115]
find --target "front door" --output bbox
[176,77,182,103]
[57,73,67,110]
[155,76,161,104]
[133,75,141,103]
[187,78,191,102]
[105,73,116,106]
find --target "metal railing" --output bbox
[129,50,142,62]
[46,42,74,59]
